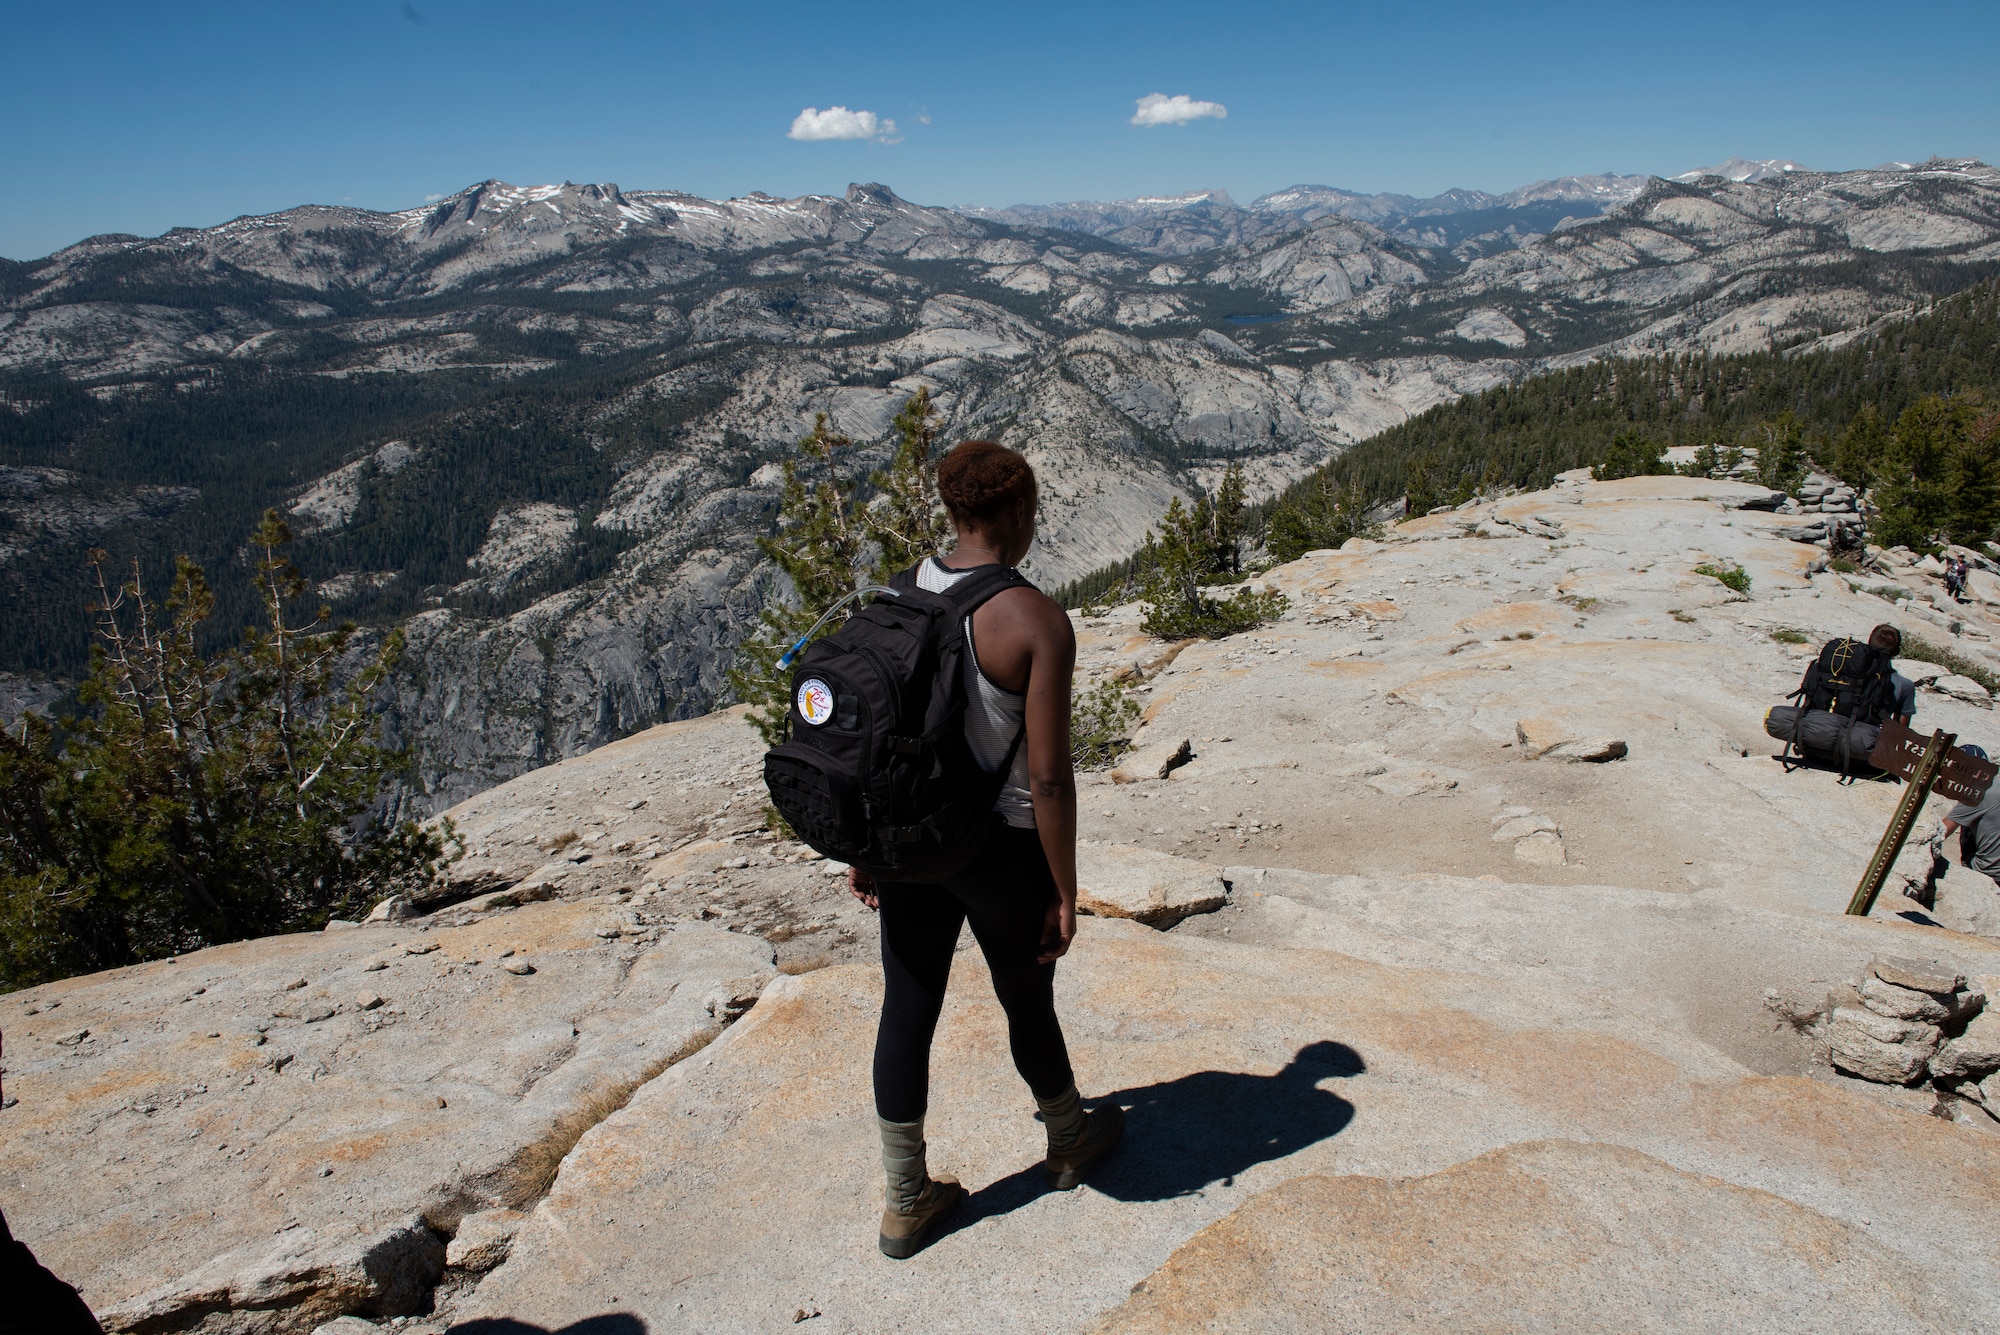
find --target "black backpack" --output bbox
[1791,636,1896,725]
[762,562,1029,882]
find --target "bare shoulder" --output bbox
[990,584,1074,644]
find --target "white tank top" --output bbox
[916,556,1036,828]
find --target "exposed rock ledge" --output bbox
[12,469,2000,1331]
[3,906,772,1333]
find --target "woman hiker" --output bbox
[848,439,1125,1259]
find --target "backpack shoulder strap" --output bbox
[1790,658,1823,704]
[940,566,1034,766]
[936,564,1033,617]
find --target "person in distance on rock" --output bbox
[849,440,1124,1259]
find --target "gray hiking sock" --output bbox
[1036,1083,1087,1152]
[878,1115,928,1214]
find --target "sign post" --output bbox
[1848,720,1999,917]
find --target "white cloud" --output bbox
[1130,93,1228,127]
[788,106,901,144]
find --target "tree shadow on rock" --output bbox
[946,1040,1362,1232]
[450,1318,646,1335]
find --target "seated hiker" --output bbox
[1942,745,2000,888]
[842,440,1123,1257]
[1870,624,1916,724]
[1763,626,1902,775]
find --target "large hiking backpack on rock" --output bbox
[1764,705,1881,771]
[1792,636,1896,724]
[762,563,1028,882]
[1766,636,1897,776]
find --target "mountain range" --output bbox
[4,157,1999,805]
[963,172,1650,257]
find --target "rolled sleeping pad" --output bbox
[1765,704,1880,768]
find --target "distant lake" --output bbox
[1223,313,1288,325]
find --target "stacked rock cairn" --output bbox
[1828,955,2000,1113]
[1776,473,1864,546]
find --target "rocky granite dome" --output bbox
[13,472,2000,1332]
[4,161,1999,807]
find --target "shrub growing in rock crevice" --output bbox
[1900,632,2000,696]
[1694,562,1752,596]
[1070,680,1141,770]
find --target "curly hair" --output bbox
[937,440,1037,528]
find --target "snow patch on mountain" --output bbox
[1673,157,1809,184]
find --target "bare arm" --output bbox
[1023,600,1079,962]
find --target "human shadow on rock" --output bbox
[947,1040,1362,1230]
[1091,1040,1362,1201]
[450,1317,646,1334]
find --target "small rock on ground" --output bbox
[1870,955,1966,996]
[1829,1006,1939,1084]
[1933,1012,2000,1082]
[447,1207,529,1272]
[1075,842,1228,928]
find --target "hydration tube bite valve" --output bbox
[777,585,900,670]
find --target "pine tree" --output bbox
[1265,472,1381,563]
[864,386,953,581]
[1675,441,1744,478]
[732,393,1168,777]
[0,514,453,990]
[1946,395,2000,544]
[728,414,868,746]
[1206,462,1249,575]
[1872,395,1998,550]
[732,393,973,744]
[1590,431,1669,481]
[1749,412,1807,493]
[1139,495,1287,639]
[1069,679,1141,769]
[1404,453,1447,515]
[1832,405,1889,487]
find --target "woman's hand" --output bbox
[848,867,879,911]
[1038,896,1076,964]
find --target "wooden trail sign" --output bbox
[1870,718,1999,805]
[1849,723,1997,917]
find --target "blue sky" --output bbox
[3,0,1995,260]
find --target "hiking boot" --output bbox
[878,1174,965,1259]
[1044,1103,1125,1190]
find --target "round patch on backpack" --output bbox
[796,678,835,727]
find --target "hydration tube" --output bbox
[777,585,900,670]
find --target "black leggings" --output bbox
[873,822,1076,1123]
